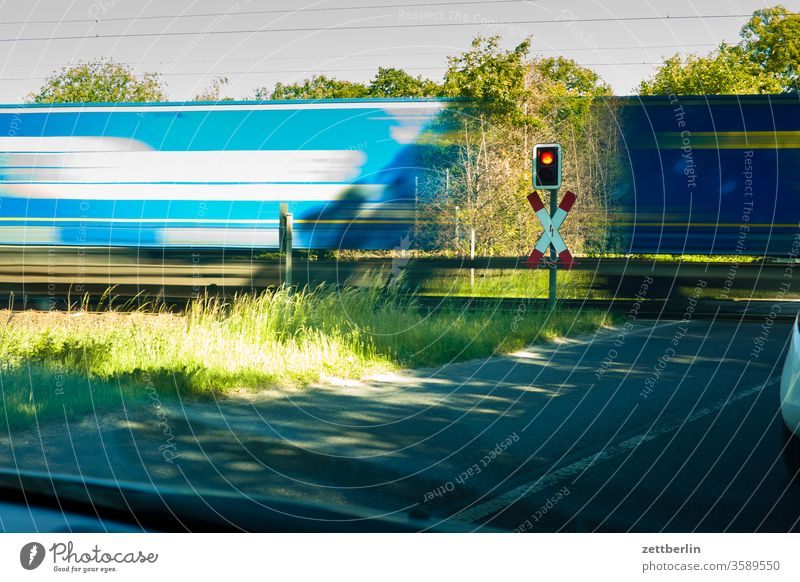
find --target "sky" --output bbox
[0,0,797,102]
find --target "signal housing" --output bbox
[532,143,562,190]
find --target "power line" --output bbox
[0,14,754,43]
[0,0,540,26]
[0,43,718,69]
[0,62,666,82]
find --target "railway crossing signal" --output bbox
[529,142,572,309]
[526,190,576,270]
[533,143,562,190]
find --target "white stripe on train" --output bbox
[0,101,447,115]
[0,183,389,201]
[0,145,367,184]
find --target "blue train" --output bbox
[618,93,800,256]
[0,99,445,251]
[1,94,799,256]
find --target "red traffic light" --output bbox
[532,143,562,190]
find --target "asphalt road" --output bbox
[3,312,799,532]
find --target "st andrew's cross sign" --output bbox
[526,190,576,270]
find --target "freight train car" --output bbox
[0,99,446,251]
[617,93,800,256]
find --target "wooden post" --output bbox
[279,203,293,290]
[414,174,421,247]
[470,227,476,290]
[454,205,460,252]
[285,212,293,290]
[279,203,287,258]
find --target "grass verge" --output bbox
[0,284,614,431]
[417,269,601,299]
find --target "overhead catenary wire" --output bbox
[0,0,545,25]
[0,43,719,70]
[0,63,670,82]
[0,13,755,43]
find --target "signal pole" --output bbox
[549,189,557,311]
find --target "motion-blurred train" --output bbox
[0,99,441,251]
[619,93,800,256]
[0,94,799,257]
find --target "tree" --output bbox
[367,67,440,98]
[423,37,617,256]
[256,69,440,101]
[28,58,166,103]
[524,56,619,253]
[639,43,783,95]
[256,75,368,100]
[740,5,800,90]
[532,57,611,98]
[529,56,612,126]
[442,35,532,123]
[431,37,533,255]
[192,76,234,102]
[640,4,799,95]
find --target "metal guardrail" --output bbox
[0,247,796,312]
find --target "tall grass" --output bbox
[0,284,613,430]
[418,269,602,299]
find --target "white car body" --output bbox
[780,317,800,436]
